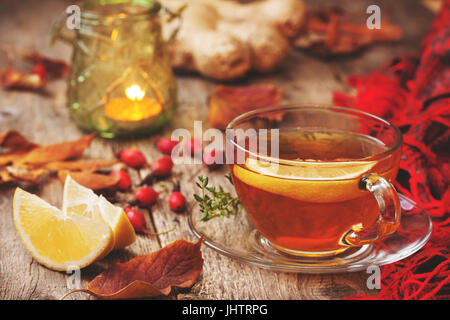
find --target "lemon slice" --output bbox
[13,188,114,271]
[244,158,376,180]
[233,158,377,203]
[63,175,136,250]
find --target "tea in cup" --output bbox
[227,106,402,256]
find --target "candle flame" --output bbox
[105,84,162,121]
[125,85,145,101]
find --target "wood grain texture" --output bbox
[0,0,434,300]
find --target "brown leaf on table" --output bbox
[294,8,403,57]
[208,84,284,130]
[0,170,13,184]
[45,160,118,172]
[0,67,45,90]
[0,131,103,187]
[6,166,48,184]
[22,51,70,79]
[0,130,38,167]
[15,133,96,166]
[57,170,120,191]
[0,153,27,168]
[62,238,203,299]
[0,130,38,152]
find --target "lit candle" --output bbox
[105,84,162,121]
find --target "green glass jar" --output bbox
[66,0,177,138]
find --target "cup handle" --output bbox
[342,173,401,246]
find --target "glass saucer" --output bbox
[188,194,432,273]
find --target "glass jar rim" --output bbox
[79,0,161,24]
[225,104,403,165]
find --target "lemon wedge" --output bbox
[13,188,114,271]
[62,175,136,250]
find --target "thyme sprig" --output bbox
[194,174,241,222]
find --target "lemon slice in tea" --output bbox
[233,158,377,203]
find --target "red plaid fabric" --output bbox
[333,0,450,300]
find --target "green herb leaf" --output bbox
[194,175,241,222]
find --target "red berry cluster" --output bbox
[112,137,224,233]
[110,145,186,234]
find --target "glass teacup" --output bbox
[227,105,403,257]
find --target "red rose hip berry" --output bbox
[184,138,202,157]
[124,207,147,233]
[133,186,159,207]
[116,149,147,169]
[110,170,132,191]
[169,191,186,212]
[156,138,179,155]
[151,156,173,177]
[32,63,47,82]
[203,149,223,170]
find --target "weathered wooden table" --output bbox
[0,0,434,300]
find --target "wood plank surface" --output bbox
[0,0,434,300]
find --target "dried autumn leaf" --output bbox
[62,238,203,300]
[0,170,13,184]
[0,130,37,152]
[22,51,70,79]
[0,130,38,167]
[6,166,47,184]
[294,8,403,57]
[57,170,120,191]
[0,152,28,168]
[0,131,107,187]
[0,67,45,90]
[46,160,118,172]
[208,84,284,130]
[15,133,95,166]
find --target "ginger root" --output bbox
[161,0,306,80]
